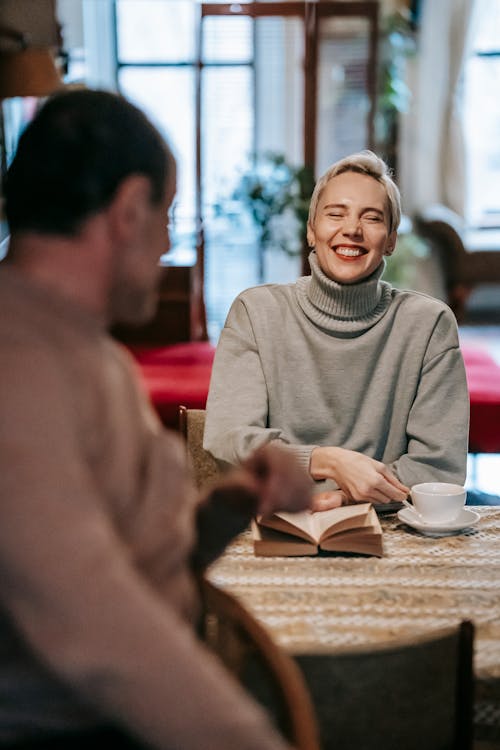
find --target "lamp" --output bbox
[0,0,63,99]
[0,48,63,99]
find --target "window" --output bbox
[464,0,500,228]
[116,0,200,266]
[115,1,256,338]
[113,0,378,340]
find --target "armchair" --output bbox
[415,204,500,324]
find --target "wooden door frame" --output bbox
[196,1,380,279]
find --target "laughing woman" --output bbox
[204,151,469,510]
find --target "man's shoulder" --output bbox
[0,268,127,394]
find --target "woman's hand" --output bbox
[311,489,348,512]
[310,446,409,504]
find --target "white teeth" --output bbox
[335,246,362,257]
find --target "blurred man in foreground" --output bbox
[0,89,312,750]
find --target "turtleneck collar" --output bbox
[294,250,393,335]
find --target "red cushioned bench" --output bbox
[461,345,500,454]
[128,341,500,453]
[127,341,216,430]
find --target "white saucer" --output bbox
[397,507,480,536]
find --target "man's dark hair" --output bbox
[5,88,173,236]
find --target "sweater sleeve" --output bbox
[387,308,469,487]
[0,343,293,750]
[204,297,317,472]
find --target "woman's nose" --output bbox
[342,217,362,235]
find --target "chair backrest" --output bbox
[178,406,220,489]
[415,204,466,285]
[199,577,321,750]
[295,620,474,750]
[415,203,500,323]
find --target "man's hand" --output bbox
[310,446,409,504]
[240,444,313,518]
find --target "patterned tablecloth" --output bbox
[208,506,500,740]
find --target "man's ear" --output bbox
[384,230,398,256]
[107,175,151,244]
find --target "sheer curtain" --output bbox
[399,0,478,218]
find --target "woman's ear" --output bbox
[306,222,315,249]
[384,230,398,256]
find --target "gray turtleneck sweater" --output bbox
[204,253,469,489]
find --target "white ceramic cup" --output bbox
[404,482,466,525]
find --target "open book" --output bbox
[252,503,383,557]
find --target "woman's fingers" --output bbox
[381,466,410,495]
[311,490,346,511]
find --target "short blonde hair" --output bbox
[307,150,401,234]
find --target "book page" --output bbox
[312,503,372,541]
[258,510,317,543]
[260,504,373,543]
[252,521,318,556]
[319,507,382,556]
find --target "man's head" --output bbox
[307,151,401,284]
[5,88,173,236]
[5,89,176,325]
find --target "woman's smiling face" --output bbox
[307,171,397,284]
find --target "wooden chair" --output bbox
[295,620,475,750]
[199,577,321,750]
[178,405,220,489]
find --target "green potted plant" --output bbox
[384,223,446,302]
[385,230,430,289]
[220,152,315,282]
[376,10,417,171]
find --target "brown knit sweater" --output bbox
[0,264,292,750]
